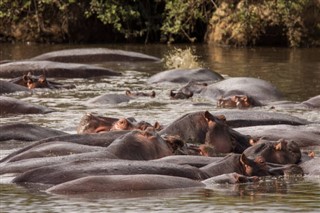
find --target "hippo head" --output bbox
[108,128,177,160]
[217,95,254,109]
[125,90,156,98]
[204,111,251,153]
[111,118,154,131]
[243,139,301,165]
[179,81,208,94]
[23,73,49,89]
[170,90,193,99]
[77,113,118,134]
[240,153,270,176]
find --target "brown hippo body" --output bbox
[12,159,209,185]
[46,174,205,195]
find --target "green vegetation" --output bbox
[0,0,319,47]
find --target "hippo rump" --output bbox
[30,48,161,63]
[147,68,224,84]
[299,157,320,175]
[212,109,310,128]
[46,174,205,195]
[0,96,54,115]
[302,95,320,108]
[235,124,320,148]
[0,60,120,78]
[87,93,133,105]
[0,123,68,142]
[0,80,30,95]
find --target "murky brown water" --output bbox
[0,43,319,212]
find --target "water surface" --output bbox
[0,44,319,212]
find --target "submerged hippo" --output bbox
[212,109,310,128]
[30,48,161,63]
[125,90,156,98]
[0,80,30,95]
[9,72,75,89]
[172,77,283,103]
[235,124,320,147]
[147,68,223,84]
[243,139,302,165]
[0,96,54,115]
[46,174,205,195]
[217,95,263,109]
[0,123,68,142]
[159,111,252,154]
[87,93,133,105]
[0,60,121,78]
[77,113,119,134]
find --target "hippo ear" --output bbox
[125,90,131,96]
[240,153,251,166]
[204,111,214,121]
[216,114,226,122]
[23,74,28,82]
[151,91,156,98]
[274,139,287,151]
[153,121,162,131]
[169,90,176,98]
[38,75,46,83]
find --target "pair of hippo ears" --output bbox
[23,72,47,82]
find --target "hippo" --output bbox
[0,130,129,163]
[0,60,120,78]
[4,141,104,163]
[105,128,184,160]
[87,93,133,105]
[0,123,68,142]
[170,89,194,99]
[12,159,208,185]
[171,77,283,103]
[125,90,156,98]
[301,95,320,108]
[243,139,302,165]
[147,68,223,84]
[77,113,119,134]
[235,124,320,147]
[30,48,161,63]
[299,157,320,175]
[0,80,30,95]
[9,72,76,89]
[217,95,263,109]
[212,109,310,128]
[46,174,205,195]
[0,96,54,115]
[159,111,252,154]
[110,118,160,131]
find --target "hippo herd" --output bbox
[0,47,319,197]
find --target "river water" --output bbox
[0,43,319,212]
